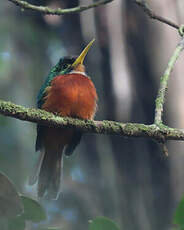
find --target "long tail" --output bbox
[37,145,64,199]
[31,126,75,199]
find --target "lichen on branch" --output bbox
[154,36,184,124]
[0,100,184,144]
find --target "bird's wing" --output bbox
[37,63,61,108]
[37,79,52,108]
[64,131,82,156]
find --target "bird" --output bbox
[30,39,98,199]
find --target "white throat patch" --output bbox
[70,70,87,76]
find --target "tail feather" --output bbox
[38,146,63,199]
[46,154,63,199]
[32,127,76,199]
[29,150,45,185]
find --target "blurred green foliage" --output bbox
[89,217,120,230]
[21,196,46,222]
[0,172,23,219]
[173,195,184,230]
[0,171,120,230]
[4,165,184,230]
[3,167,184,230]
[0,171,46,230]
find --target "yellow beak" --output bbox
[72,39,95,68]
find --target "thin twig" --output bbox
[154,36,184,124]
[7,0,113,15]
[135,0,179,30]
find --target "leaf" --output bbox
[7,216,25,230]
[39,228,62,230]
[173,196,184,227]
[89,217,120,230]
[0,216,25,230]
[0,172,23,219]
[20,195,46,222]
[172,227,184,230]
[0,219,9,230]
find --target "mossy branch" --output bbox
[154,36,184,125]
[1,100,184,144]
[7,0,113,15]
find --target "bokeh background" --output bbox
[0,0,184,229]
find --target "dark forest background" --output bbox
[1,0,184,229]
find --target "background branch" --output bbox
[135,0,179,30]
[8,0,113,15]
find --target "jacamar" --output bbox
[30,40,97,199]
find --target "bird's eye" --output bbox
[63,63,69,69]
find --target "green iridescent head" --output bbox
[54,56,76,75]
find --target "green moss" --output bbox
[1,99,184,143]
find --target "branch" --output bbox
[134,2,184,154]
[135,0,179,30]
[1,100,184,143]
[154,35,184,124]
[7,0,113,15]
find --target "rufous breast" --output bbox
[42,73,97,120]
